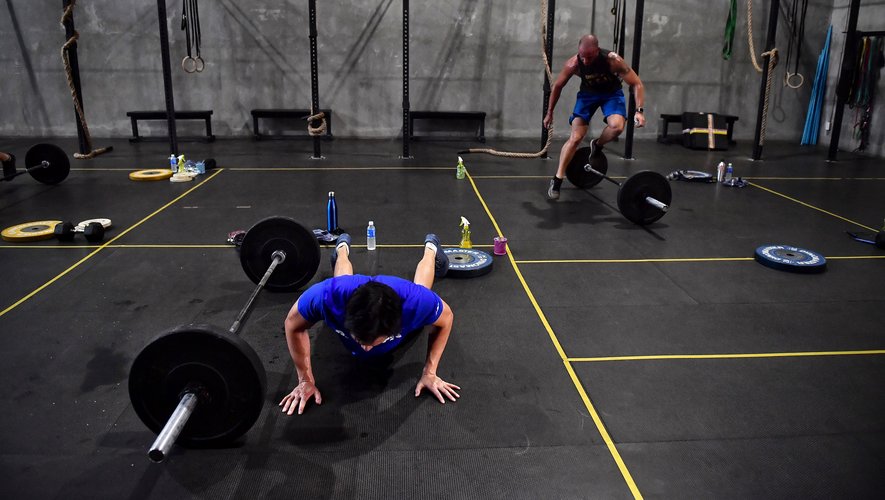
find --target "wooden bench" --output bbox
[658,113,738,145]
[250,108,334,140]
[126,110,215,143]
[409,111,486,142]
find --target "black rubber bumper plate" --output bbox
[443,248,494,278]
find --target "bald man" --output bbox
[543,35,646,200]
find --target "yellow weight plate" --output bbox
[129,169,174,181]
[1,220,63,242]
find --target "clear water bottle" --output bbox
[366,221,376,251]
[724,163,734,182]
[169,154,177,172]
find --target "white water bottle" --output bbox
[716,161,726,182]
[366,221,376,251]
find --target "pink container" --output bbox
[493,236,508,255]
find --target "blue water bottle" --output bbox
[326,191,338,232]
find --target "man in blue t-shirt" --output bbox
[279,232,458,415]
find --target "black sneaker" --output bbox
[547,177,562,200]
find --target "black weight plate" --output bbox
[565,147,607,189]
[617,170,672,225]
[129,324,266,446]
[754,244,827,274]
[443,248,494,278]
[25,143,70,185]
[240,216,320,292]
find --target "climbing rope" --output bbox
[758,48,779,146]
[60,0,111,159]
[747,0,764,73]
[746,0,779,145]
[459,0,554,158]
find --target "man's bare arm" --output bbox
[609,52,645,126]
[543,57,578,128]
[279,300,322,415]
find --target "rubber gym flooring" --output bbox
[0,136,883,499]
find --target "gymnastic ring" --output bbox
[194,57,205,72]
[785,72,804,89]
[182,56,197,73]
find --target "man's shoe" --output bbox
[547,177,562,200]
[425,233,448,278]
[330,233,351,272]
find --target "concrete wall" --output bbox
[823,0,885,158]
[0,0,879,154]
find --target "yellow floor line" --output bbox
[228,166,451,171]
[516,257,755,264]
[471,175,627,180]
[749,181,878,232]
[0,243,494,250]
[0,169,225,318]
[515,255,885,264]
[568,350,885,363]
[466,171,643,499]
[468,174,885,181]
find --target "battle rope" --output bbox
[60,0,112,159]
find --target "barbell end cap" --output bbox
[148,449,166,463]
[584,164,603,176]
[271,250,287,264]
[644,196,669,212]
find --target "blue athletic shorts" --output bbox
[569,89,627,125]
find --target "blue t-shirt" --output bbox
[297,274,444,357]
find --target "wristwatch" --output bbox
[635,107,645,114]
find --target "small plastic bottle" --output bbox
[366,221,376,251]
[724,163,734,183]
[169,154,177,172]
[716,161,726,182]
[456,156,466,180]
[459,217,472,248]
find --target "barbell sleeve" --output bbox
[584,164,622,187]
[644,196,669,212]
[229,250,286,335]
[0,161,49,182]
[148,392,198,463]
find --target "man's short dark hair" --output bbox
[344,282,403,345]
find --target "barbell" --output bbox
[1,144,71,185]
[565,146,672,226]
[128,216,321,462]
